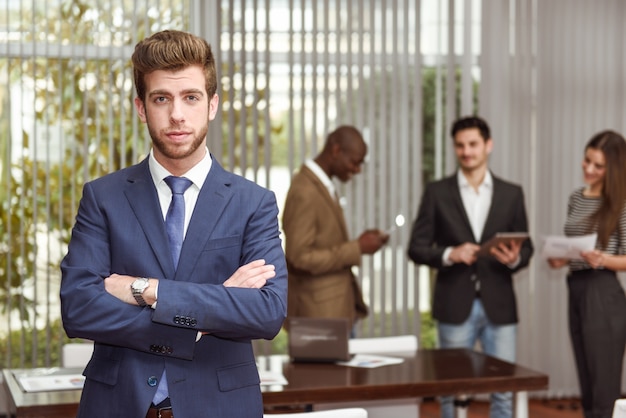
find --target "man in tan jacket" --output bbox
[282,126,389,331]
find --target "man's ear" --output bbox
[208,94,220,121]
[330,141,342,158]
[134,97,147,123]
[486,138,494,154]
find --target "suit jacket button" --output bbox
[148,376,158,387]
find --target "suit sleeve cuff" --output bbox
[150,281,159,309]
[442,247,454,266]
[507,255,521,269]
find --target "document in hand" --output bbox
[540,233,597,260]
[478,232,530,257]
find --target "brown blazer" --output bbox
[282,165,368,326]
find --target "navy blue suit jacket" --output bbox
[407,173,533,325]
[60,157,287,417]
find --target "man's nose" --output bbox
[170,100,185,123]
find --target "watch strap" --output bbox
[131,277,149,307]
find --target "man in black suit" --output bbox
[407,116,533,418]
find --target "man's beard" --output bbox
[148,123,208,160]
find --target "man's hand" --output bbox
[224,259,276,288]
[490,239,522,265]
[448,243,480,265]
[104,274,157,306]
[105,260,274,309]
[358,229,390,254]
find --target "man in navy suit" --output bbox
[407,116,533,418]
[60,30,287,418]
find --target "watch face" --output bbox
[132,278,149,292]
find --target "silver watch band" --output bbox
[131,277,149,307]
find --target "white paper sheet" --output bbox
[336,354,404,368]
[15,371,85,392]
[259,370,288,386]
[541,233,597,259]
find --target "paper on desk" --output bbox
[259,370,288,386]
[16,372,85,392]
[337,354,404,368]
[541,233,597,260]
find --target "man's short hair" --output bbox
[450,116,491,141]
[132,30,217,102]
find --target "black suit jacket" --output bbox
[407,172,533,325]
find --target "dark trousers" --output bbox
[568,269,626,418]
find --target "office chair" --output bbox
[61,340,94,368]
[613,399,626,418]
[264,408,367,417]
[348,334,418,355]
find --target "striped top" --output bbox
[564,187,626,271]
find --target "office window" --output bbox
[0,0,191,368]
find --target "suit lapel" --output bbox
[480,175,500,242]
[446,175,476,242]
[124,160,173,276]
[302,166,349,239]
[175,159,233,280]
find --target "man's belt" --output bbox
[146,406,173,418]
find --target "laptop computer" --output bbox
[287,317,351,363]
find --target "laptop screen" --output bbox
[287,317,351,362]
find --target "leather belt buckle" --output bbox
[147,406,173,418]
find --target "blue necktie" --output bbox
[153,176,193,405]
[163,176,193,267]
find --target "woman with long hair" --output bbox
[548,130,626,418]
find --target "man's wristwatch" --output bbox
[131,277,150,307]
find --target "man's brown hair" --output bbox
[132,30,217,102]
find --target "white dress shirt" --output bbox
[305,159,338,201]
[458,170,493,242]
[149,148,212,236]
[442,170,493,264]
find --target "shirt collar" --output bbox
[305,159,336,195]
[148,147,212,190]
[457,169,493,190]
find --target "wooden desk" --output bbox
[2,368,81,418]
[2,349,548,418]
[260,349,549,418]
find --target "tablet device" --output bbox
[478,232,530,257]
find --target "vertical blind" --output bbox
[0,0,191,369]
[208,0,429,345]
[482,0,626,397]
[2,0,457,371]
